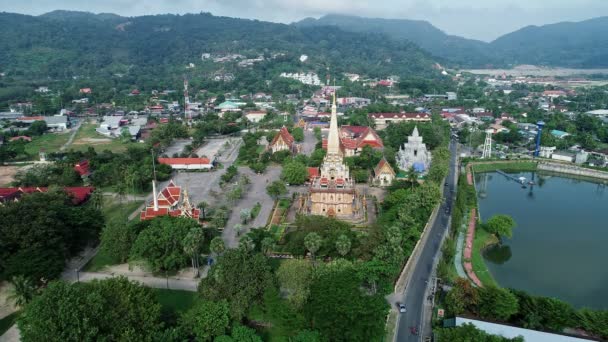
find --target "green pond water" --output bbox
[474,171,608,309]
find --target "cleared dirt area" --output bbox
[0,166,20,186]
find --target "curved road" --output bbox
[396,137,458,341]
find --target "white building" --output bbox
[280,72,322,86]
[552,151,575,163]
[245,111,267,123]
[397,126,432,174]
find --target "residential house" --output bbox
[245,111,267,123]
[552,151,575,163]
[9,136,32,142]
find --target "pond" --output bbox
[475,171,608,309]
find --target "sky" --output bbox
[2,0,608,41]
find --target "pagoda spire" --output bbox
[327,91,340,155]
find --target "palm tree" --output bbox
[234,224,244,237]
[407,166,418,188]
[210,237,226,255]
[90,189,104,210]
[239,235,255,253]
[261,237,275,256]
[182,228,204,277]
[7,275,36,308]
[304,232,323,261]
[335,234,351,257]
[197,201,209,220]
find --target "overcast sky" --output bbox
[2,0,608,41]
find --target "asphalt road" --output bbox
[396,137,458,341]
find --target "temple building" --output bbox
[140,180,200,220]
[301,94,365,220]
[322,125,383,157]
[268,126,297,154]
[373,158,396,187]
[397,126,432,174]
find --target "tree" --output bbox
[90,189,104,210]
[183,228,205,277]
[406,166,418,188]
[434,323,523,342]
[197,201,209,219]
[227,325,263,342]
[335,234,351,257]
[261,237,275,255]
[484,215,516,239]
[281,160,308,185]
[304,232,323,260]
[234,223,244,236]
[130,216,198,272]
[210,237,226,255]
[100,219,142,263]
[478,286,519,321]
[291,127,304,142]
[276,259,313,309]
[445,278,479,316]
[305,267,387,341]
[180,300,230,341]
[240,208,252,224]
[0,191,104,282]
[266,180,288,199]
[292,330,322,342]
[239,235,255,252]
[198,249,273,320]
[18,277,162,341]
[7,275,37,307]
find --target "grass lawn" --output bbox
[0,311,20,336]
[67,122,133,153]
[24,132,70,156]
[471,225,499,288]
[154,289,197,314]
[472,161,537,173]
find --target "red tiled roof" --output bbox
[9,136,32,142]
[159,118,169,123]
[74,160,91,176]
[322,126,383,151]
[335,178,345,185]
[374,158,395,176]
[17,116,45,121]
[308,167,319,179]
[80,88,92,94]
[269,126,294,148]
[0,187,94,205]
[158,158,212,165]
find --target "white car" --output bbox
[397,303,407,313]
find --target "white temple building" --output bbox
[397,126,432,174]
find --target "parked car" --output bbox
[397,302,407,313]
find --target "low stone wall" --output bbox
[538,162,608,181]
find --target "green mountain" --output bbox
[296,14,608,68]
[0,11,439,80]
[295,14,495,67]
[490,16,608,68]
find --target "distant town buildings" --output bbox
[280,72,322,86]
[368,112,432,130]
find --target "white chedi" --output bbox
[397,126,432,174]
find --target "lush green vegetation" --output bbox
[434,323,523,341]
[443,279,608,340]
[0,191,104,282]
[154,289,197,314]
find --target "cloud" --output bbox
[1,0,607,40]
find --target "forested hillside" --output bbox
[298,14,608,68]
[0,11,438,80]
